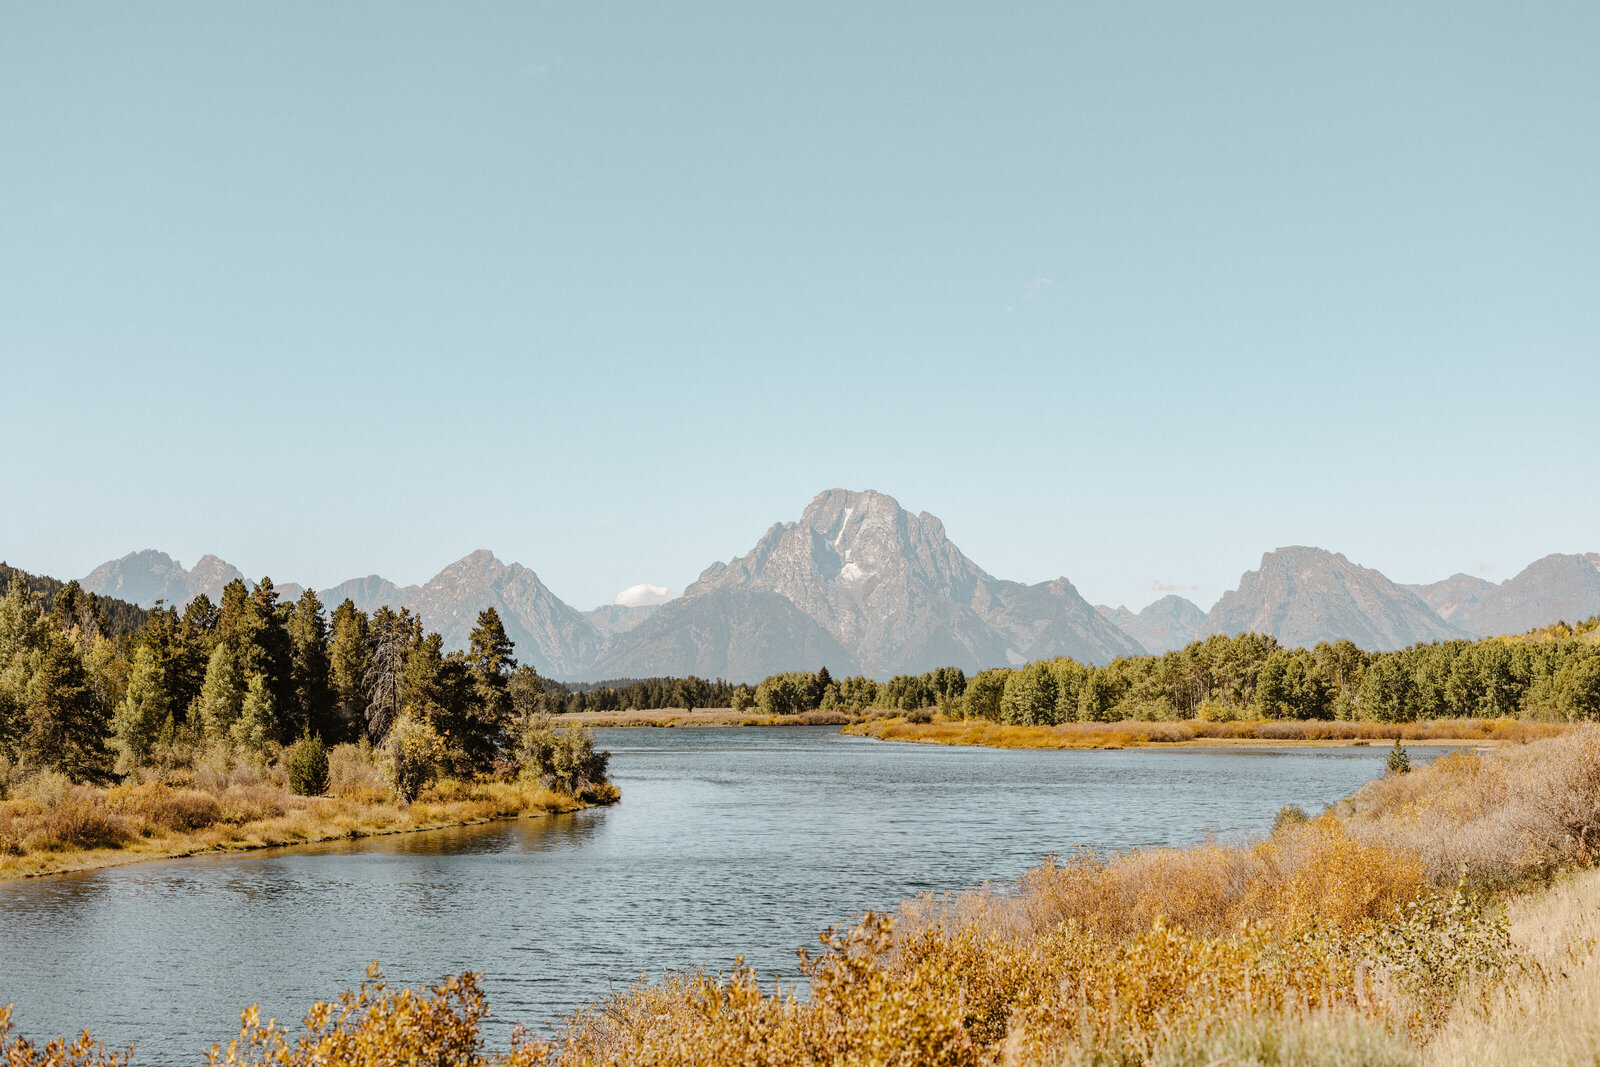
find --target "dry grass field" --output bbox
[0,744,616,880]
[844,715,1570,750]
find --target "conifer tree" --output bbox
[364,606,416,743]
[197,642,246,742]
[245,578,296,727]
[20,634,112,781]
[465,607,516,763]
[113,645,169,771]
[232,672,277,757]
[289,589,336,740]
[328,599,370,743]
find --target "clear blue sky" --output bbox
[3,2,1597,612]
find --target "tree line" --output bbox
[568,628,1600,725]
[0,571,595,792]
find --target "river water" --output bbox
[0,727,1433,1062]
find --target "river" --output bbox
[0,727,1433,1062]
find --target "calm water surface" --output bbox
[0,728,1442,1062]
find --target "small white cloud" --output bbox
[614,583,674,607]
[1005,277,1054,314]
[1148,579,1201,592]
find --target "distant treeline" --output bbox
[0,571,570,790]
[0,563,148,636]
[555,619,1600,725]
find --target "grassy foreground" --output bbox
[0,743,618,880]
[5,727,1600,1065]
[843,715,1571,749]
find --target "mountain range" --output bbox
[71,489,1600,681]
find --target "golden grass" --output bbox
[844,716,1570,750]
[563,708,858,728]
[1421,867,1600,1065]
[0,749,617,880]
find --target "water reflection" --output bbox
[0,728,1434,1064]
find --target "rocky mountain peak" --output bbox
[1413,553,1600,637]
[81,549,247,609]
[665,489,1141,677]
[1202,546,1466,651]
[1096,595,1207,655]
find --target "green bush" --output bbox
[511,714,611,796]
[382,714,444,803]
[287,735,330,796]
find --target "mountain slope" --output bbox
[1201,547,1467,651]
[1095,595,1207,655]
[1414,554,1600,637]
[587,589,861,682]
[1405,573,1496,627]
[601,488,1143,678]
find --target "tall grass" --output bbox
[0,744,615,879]
[846,716,1568,749]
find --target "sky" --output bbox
[2,2,1597,613]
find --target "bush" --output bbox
[512,715,611,798]
[382,714,444,803]
[287,736,330,797]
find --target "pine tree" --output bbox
[0,576,50,665]
[364,607,416,744]
[197,642,246,742]
[465,607,516,764]
[328,599,370,743]
[113,645,169,771]
[288,589,336,740]
[20,634,112,781]
[245,578,295,730]
[232,673,277,757]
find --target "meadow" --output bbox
[4,726,1597,1065]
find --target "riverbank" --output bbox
[843,715,1571,750]
[563,708,857,728]
[0,758,618,881]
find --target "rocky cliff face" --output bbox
[1095,595,1207,654]
[1411,554,1600,637]
[80,550,248,608]
[1201,547,1467,651]
[618,488,1144,677]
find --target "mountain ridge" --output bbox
[68,501,1600,680]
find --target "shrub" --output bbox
[512,715,611,798]
[288,736,330,797]
[1274,804,1310,833]
[105,781,221,833]
[382,713,444,803]
[0,1005,131,1067]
